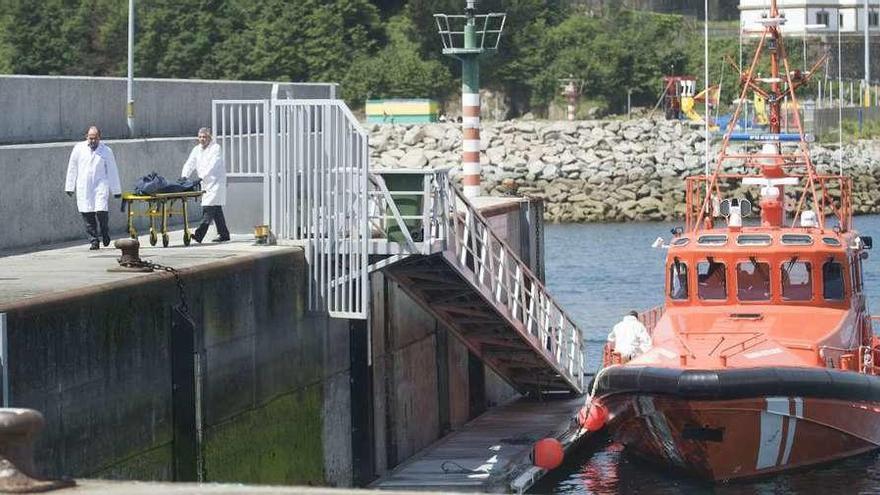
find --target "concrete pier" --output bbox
[0,194,565,490]
[1,235,353,485]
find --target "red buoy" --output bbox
[584,403,608,432]
[532,438,564,470]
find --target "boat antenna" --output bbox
[704,0,710,189]
[837,15,844,176]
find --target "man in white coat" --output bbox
[607,310,653,361]
[181,127,229,243]
[64,126,122,250]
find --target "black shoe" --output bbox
[211,236,230,243]
[89,243,100,251]
[102,233,111,247]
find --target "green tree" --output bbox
[342,14,453,105]
[211,0,383,82]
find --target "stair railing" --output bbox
[439,176,585,391]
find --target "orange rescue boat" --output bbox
[583,0,879,481]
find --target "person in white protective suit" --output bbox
[181,127,229,243]
[607,310,653,361]
[64,126,122,250]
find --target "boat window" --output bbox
[669,262,688,300]
[697,260,727,300]
[823,260,845,300]
[697,235,728,246]
[822,237,841,247]
[781,261,812,301]
[672,238,690,247]
[781,234,813,245]
[737,260,771,301]
[737,234,772,246]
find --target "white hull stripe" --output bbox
[781,397,803,465]
[757,397,801,470]
[756,397,787,470]
[462,163,481,174]
[463,140,481,152]
[463,116,481,128]
[463,93,480,106]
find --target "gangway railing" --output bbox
[369,169,585,393]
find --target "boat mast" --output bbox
[686,0,850,233]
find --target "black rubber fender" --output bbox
[594,365,880,402]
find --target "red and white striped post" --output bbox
[462,90,481,198]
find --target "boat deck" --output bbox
[370,396,587,494]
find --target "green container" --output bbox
[381,173,425,244]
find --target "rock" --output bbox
[361,118,880,223]
[379,153,399,168]
[399,149,427,168]
[542,164,560,180]
[402,126,425,146]
[422,124,447,140]
[486,146,506,164]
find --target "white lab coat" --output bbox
[181,142,225,206]
[64,142,122,213]
[607,315,652,359]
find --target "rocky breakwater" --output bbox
[368,118,880,222]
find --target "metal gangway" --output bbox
[212,97,585,395]
[369,169,584,394]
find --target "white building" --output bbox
[740,0,880,35]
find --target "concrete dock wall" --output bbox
[4,248,353,486]
[366,200,537,479]
[0,76,336,144]
[0,137,194,253]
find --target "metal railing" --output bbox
[369,170,585,389]
[212,100,270,176]
[434,13,506,52]
[272,100,369,319]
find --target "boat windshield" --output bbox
[697,260,727,300]
[669,261,688,300]
[737,260,771,301]
[823,260,845,300]
[782,260,812,301]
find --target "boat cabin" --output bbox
[664,229,870,308]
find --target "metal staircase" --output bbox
[213,96,585,395]
[369,170,585,395]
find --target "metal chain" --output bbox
[120,259,190,316]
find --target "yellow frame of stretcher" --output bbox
[122,191,204,247]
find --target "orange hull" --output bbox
[599,394,880,481]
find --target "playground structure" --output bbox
[661,75,720,128]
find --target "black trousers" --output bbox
[82,211,110,246]
[194,205,230,242]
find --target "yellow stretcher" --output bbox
[122,191,204,247]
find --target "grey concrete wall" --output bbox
[0,76,337,144]
[5,249,353,486]
[0,137,197,253]
[368,200,537,477]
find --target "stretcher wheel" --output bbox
[162,233,169,248]
[149,230,157,246]
[183,231,191,247]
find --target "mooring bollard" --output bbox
[0,408,74,492]
[108,238,153,273]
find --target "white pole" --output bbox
[704,0,710,182]
[839,15,844,176]
[866,0,871,87]
[127,0,135,136]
